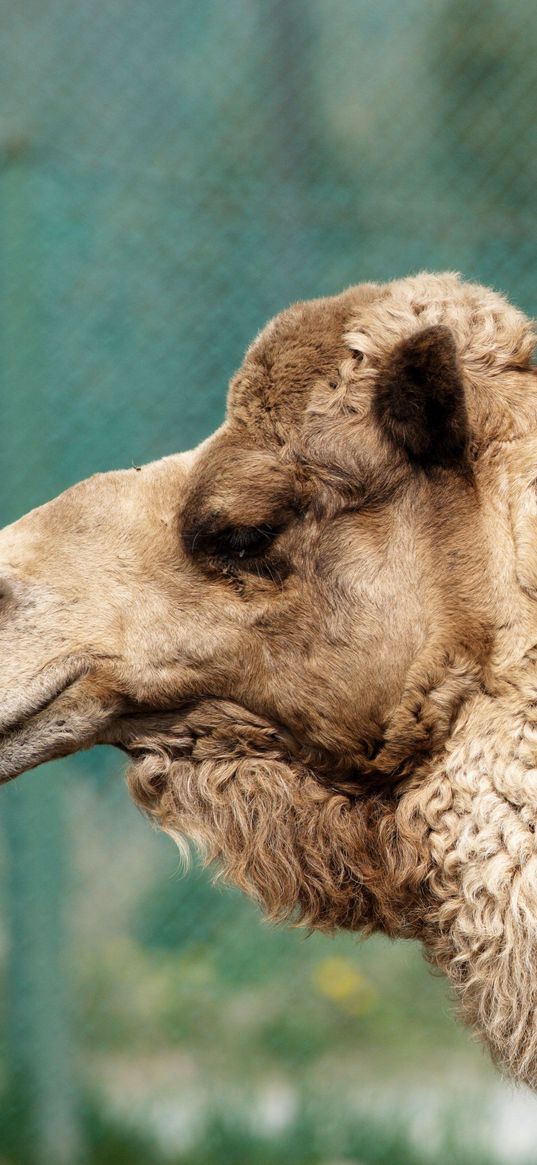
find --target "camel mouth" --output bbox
[0,655,104,785]
[0,656,91,737]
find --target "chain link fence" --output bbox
[1,3,537,1163]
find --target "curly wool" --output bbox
[345,271,537,448]
[404,686,537,1089]
[126,700,429,938]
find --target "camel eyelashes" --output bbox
[219,524,278,559]
[184,521,279,562]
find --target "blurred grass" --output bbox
[0,1092,503,1165]
[72,831,483,1080]
[0,764,501,1165]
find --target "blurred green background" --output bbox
[2,2,537,1163]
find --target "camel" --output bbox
[2,271,537,1087]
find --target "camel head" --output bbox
[3,271,537,1085]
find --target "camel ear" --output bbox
[373,325,469,469]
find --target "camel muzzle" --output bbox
[0,452,202,783]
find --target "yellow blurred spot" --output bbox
[312,956,378,1016]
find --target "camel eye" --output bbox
[182,517,280,565]
[223,524,277,559]
[351,348,364,363]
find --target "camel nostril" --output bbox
[0,576,17,606]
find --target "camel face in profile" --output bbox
[3,271,537,1086]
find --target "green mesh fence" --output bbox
[1,3,537,1163]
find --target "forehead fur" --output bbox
[227,282,383,436]
[345,271,535,372]
[227,272,537,448]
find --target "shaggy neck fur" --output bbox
[125,700,429,937]
[126,661,537,1090]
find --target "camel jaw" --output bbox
[0,656,120,783]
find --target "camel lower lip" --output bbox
[0,656,91,737]
[0,656,92,785]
